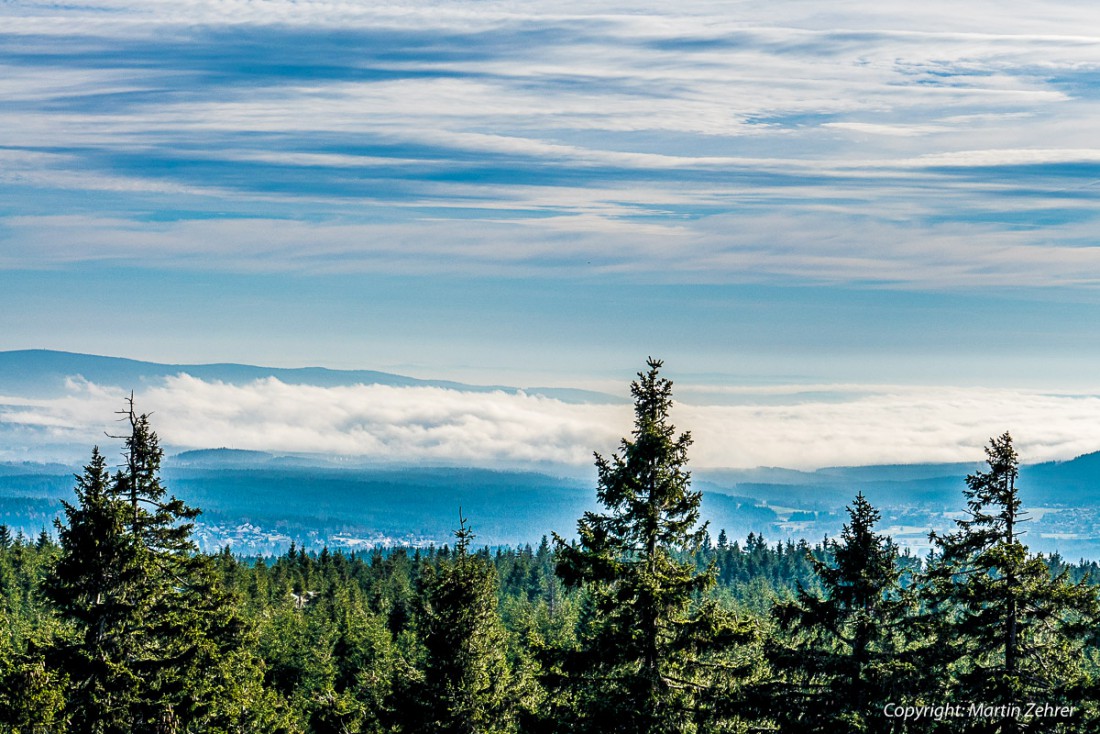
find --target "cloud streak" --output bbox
[3,0,1100,286]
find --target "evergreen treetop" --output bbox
[770,492,917,732]
[554,358,752,734]
[926,432,1100,730]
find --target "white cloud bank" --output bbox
[2,376,1100,470]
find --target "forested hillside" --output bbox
[1,361,1098,732]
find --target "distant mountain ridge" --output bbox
[1,447,1100,554]
[0,349,621,404]
[696,450,1100,511]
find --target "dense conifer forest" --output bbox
[2,361,1099,732]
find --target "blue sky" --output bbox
[3,0,1100,467]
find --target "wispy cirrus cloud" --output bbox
[7,205,1100,287]
[3,0,1100,286]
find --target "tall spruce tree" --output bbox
[410,517,516,734]
[554,358,752,734]
[926,433,1100,732]
[770,492,919,732]
[48,445,143,732]
[48,400,284,733]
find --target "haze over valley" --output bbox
[4,350,1100,558]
